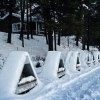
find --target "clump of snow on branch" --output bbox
[83,4,89,9]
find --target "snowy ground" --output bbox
[34,66,100,100]
[0,32,100,100]
[1,65,100,100]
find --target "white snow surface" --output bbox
[0,32,100,100]
[83,4,89,9]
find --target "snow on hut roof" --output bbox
[41,51,61,80]
[64,51,81,72]
[32,3,39,9]
[0,12,43,22]
[0,12,21,20]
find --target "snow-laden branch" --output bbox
[82,4,88,9]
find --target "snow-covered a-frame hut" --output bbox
[86,53,92,67]
[0,51,41,96]
[92,51,99,64]
[64,51,81,73]
[41,51,66,79]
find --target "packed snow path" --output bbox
[33,67,100,100]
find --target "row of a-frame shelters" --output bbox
[0,50,99,98]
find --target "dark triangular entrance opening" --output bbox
[22,63,35,78]
[57,59,66,78]
[87,54,91,67]
[76,57,81,71]
[98,55,100,62]
[15,56,37,95]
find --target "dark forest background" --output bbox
[0,0,100,51]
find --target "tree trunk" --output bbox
[43,13,48,44]
[20,0,25,47]
[82,14,86,50]
[54,29,57,51]
[87,12,89,51]
[87,30,89,51]
[82,0,86,50]
[36,21,38,34]
[68,35,69,47]
[82,17,86,50]
[7,0,12,43]
[82,34,86,50]
[27,0,29,39]
[30,2,33,39]
[53,11,56,50]
[45,6,53,51]
[58,30,61,46]
[37,20,39,34]
[76,34,79,46]
[44,29,48,44]
[48,31,53,51]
